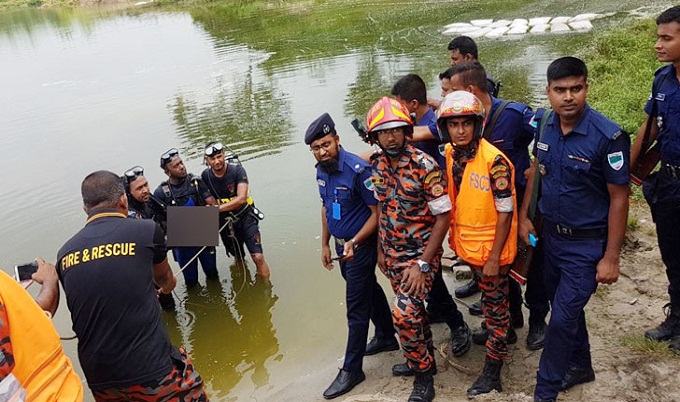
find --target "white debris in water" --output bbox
[569,20,594,31]
[529,17,552,26]
[507,25,528,35]
[530,24,550,33]
[443,12,610,38]
[470,19,494,27]
[550,16,571,24]
[550,23,571,33]
[489,19,512,28]
[466,27,493,38]
[569,13,601,22]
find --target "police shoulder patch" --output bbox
[607,151,624,171]
[494,176,509,191]
[363,177,375,191]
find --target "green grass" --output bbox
[620,334,680,359]
[584,19,662,135]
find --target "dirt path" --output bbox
[271,202,680,402]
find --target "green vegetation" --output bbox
[583,19,661,135]
[620,334,680,359]
[0,0,75,11]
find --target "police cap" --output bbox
[305,113,336,145]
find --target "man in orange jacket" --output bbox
[0,259,83,401]
[437,91,517,398]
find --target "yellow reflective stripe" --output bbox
[219,196,254,205]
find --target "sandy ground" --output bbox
[272,203,680,402]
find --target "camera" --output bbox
[14,262,39,282]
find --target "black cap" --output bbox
[304,113,336,145]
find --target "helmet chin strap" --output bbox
[380,142,407,158]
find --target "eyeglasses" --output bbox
[205,142,224,157]
[310,141,334,154]
[376,128,404,139]
[160,148,179,168]
[124,166,144,181]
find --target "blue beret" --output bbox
[304,113,336,145]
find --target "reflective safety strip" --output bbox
[428,195,452,215]
[219,196,254,205]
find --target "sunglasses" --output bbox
[205,142,224,157]
[124,166,144,181]
[160,148,179,168]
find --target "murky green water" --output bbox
[0,0,666,400]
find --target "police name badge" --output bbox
[536,142,549,152]
[607,151,624,171]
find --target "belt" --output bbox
[661,163,680,179]
[334,237,351,246]
[548,222,606,239]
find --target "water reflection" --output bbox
[165,264,279,399]
[171,67,294,161]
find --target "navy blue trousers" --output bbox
[173,246,218,287]
[534,229,605,400]
[336,236,394,372]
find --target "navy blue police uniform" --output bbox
[307,115,394,374]
[488,98,551,323]
[56,210,179,391]
[202,163,264,259]
[533,104,630,400]
[644,65,680,309]
[153,175,218,287]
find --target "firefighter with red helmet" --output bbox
[436,91,517,397]
[367,96,452,402]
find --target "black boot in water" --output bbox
[467,356,503,398]
[408,369,435,402]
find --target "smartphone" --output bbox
[330,255,344,262]
[14,262,39,282]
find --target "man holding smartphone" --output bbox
[306,113,396,399]
[0,259,83,401]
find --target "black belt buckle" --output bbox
[555,224,573,236]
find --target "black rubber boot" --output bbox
[526,317,547,350]
[644,303,680,341]
[455,279,480,298]
[466,356,503,397]
[408,369,435,402]
[469,299,483,316]
[472,323,516,345]
[669,335,680,355]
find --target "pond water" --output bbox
[0,0,662,400]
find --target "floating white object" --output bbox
[569,13,601,22]
[550,16,571,24]
[507,25,528,34]
[529,17,552,26]
[485,26,510,38]
[489,19,512,28]
[444,22,474,29]
[470,19,494,27]
[466,27,493,38]
[510,18,529,26]
[530,24,550,33]
[550,23,571,33]
[569,20,594,31]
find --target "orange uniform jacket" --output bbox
[0,271,83,402]
[444,139,518,267]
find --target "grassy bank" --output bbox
[583,18,661,135]
[0,0,75,10]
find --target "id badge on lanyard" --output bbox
[332,188,341,220]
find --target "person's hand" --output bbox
[158,276,177,294]
[341,241,355,263]
[482,256,500,277]
[519,217,537,246]
[377,245,387,276]
[31,258,58,285]
[596,254,620,284]
[401,263,426,297]
[321,244,333,271]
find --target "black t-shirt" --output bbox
[56,209,172,390]
[201,163,248,200]
[153,174,212,207]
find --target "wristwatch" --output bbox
[417,259,431,273]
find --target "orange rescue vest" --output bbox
[445,139,518,266]
[0,271,83,402]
